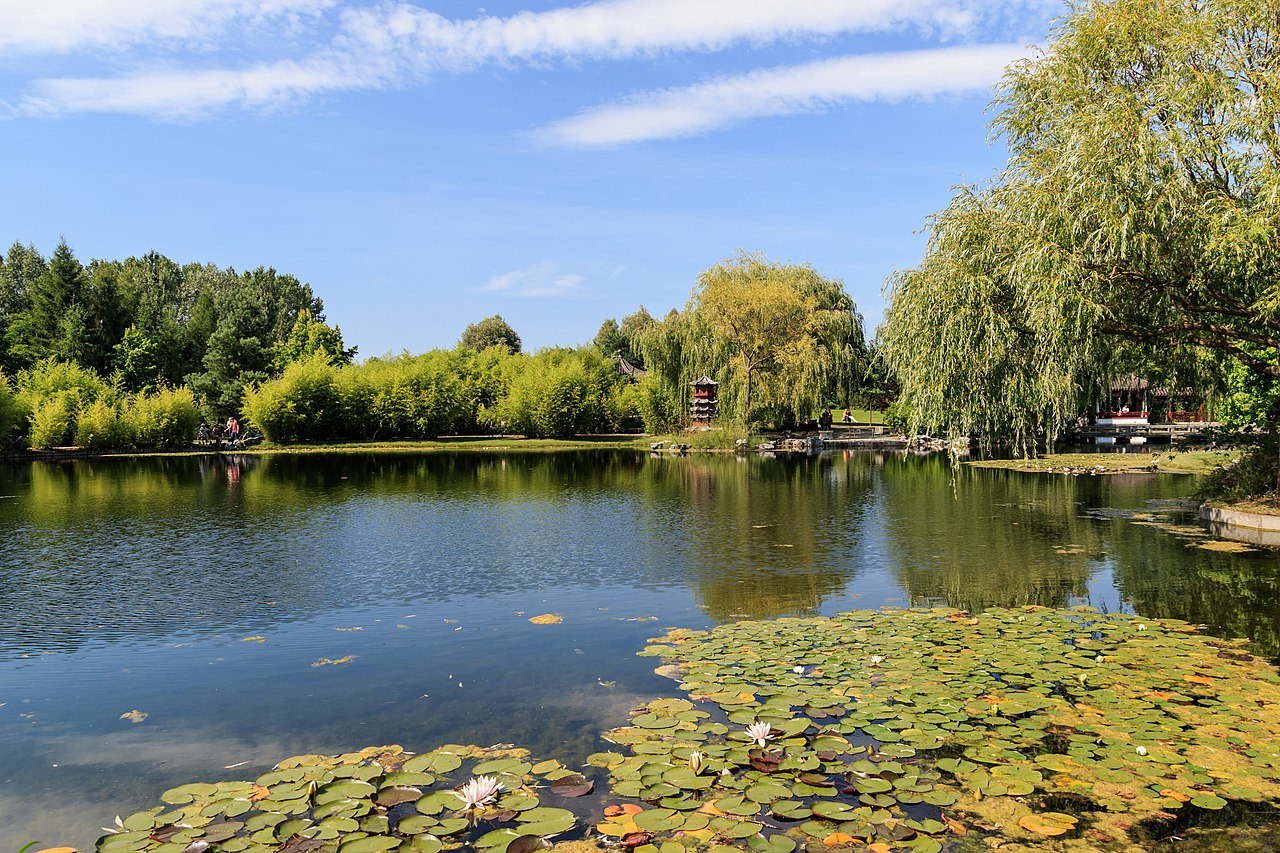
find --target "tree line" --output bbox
[0,244,875,448]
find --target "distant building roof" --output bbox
[691,375,718,386]
[615,355,647,378]
[1110,374,1149,392]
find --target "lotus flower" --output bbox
[869,655,884,666]
[688,751,705,775]
[456,775,503,811]
[792,665,806,675]
[746,721,773,747]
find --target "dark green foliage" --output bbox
[1198,443,1280,503]
[459,314,522,354]
[0,240,328,418]
[0,373,18,437]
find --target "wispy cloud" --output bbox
[537,43,1032,147]
[0,0,334,54]
[9,0,1056,118]
[478,263,584,298]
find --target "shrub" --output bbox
[29,392,80,448]
[634,377,685,434]
[75,397,128,448]
[122,386,201,449]
[242,354,341,442]
[1197,442,1278,503]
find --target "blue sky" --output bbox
[0,0,1063,357]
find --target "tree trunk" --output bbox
[743,361,753,429]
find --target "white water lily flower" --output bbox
[1136,746,1149,756]
[746,721,773,747]
[793,665,805,675]
[688,751,705,775]
[456,775,503,810]
[869,655,884,666]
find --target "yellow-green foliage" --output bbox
[29,392,80,448]
[16,360,113,448]
[122,386,201,449]
[244,346,638,442]
[75,397,128,448]
[242,353,342,442]
[634,253,866,430]
[489,348,628,438]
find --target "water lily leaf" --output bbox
[403,752,462,774]
[770,801,811,820]
[516,807,575,824]
[475,829,524,851]
[373,785,421,807]
[506,836,547,853]
[1190,793,1228,809]
[405,836,443,853]
[473,758,532,776]
[337,836,401,853]
[810,802,858,821]
[416,791,461,816]
[1017,812,1078,836]
[161,784,217,805]
[320,780,376,801]
[550,774,593,797]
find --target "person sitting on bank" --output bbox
[843,408,853,424]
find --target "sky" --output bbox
[0,0,1065,357]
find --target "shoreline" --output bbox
[966,449,1239,476]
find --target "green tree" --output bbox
[636,253,865,429]
[272,308,356,371]
[880,0,1280,449]
[0,242,45,373]
[459,314,522,354]
[8,240,87,367]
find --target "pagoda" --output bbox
[690,375,719,426]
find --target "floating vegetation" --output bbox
[94,745,585,853]
[67,607,1280,851]
[528,615,564,625]
[310,656,358,668]
[616,607,1280,850]
[119,710,148,724]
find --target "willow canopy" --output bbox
[879,0,1280,447]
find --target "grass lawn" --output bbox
[969,449,1240,476]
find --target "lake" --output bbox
[2,450,1278,848]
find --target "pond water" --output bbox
[2,450,1279,848]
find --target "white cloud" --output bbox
[478,263,584,297]
[11,0,1058,117]
[21,58,368,118]
[337,0,981,67]
[537,43,1032,146]
[0,0,334,54]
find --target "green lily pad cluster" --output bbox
[96,745,586,853]
[619,607,1280,849]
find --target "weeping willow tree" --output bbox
[880,0,1280,450]
[635,252,867,429]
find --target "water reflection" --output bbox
[2,450,1280,848]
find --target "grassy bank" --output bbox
[969,449,1240,476]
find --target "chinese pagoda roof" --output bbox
[690,375,718,386]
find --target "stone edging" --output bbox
[1199,503,1280,532]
